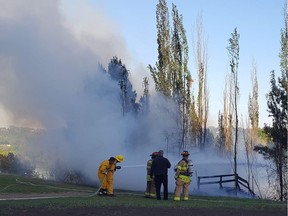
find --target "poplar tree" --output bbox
[148,0,171,97]
[227,28,240,188]
[216,111,225,154]
[149,0,194,150]
[194,15,209,149]
[248,61,259,150]
[245,60,259,191]
[222,74,233,153]
[190,97,198,146]
[139,77,150,115]
[171,3,192,150]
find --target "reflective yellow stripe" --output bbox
[174,197,180,201]
[179,175,191,183]
[177,166,188,171]
[184,196,189,201]
[147,175,153,181]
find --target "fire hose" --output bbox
[88,171,107,197]
[0,165,146,200]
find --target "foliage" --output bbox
[227,28,240,177]
[170,3,192,150]
[254,3,288,201]
[0,127,39,177]
[194,15,209,149]
[139,77,150,115]
[0,153,34,176]
[216,111,225,154]
[254,71,287,201]
[108,56,139,116]
[148,0,171,97]
[0,126,40,152]
[248,61,259,145]
[149,0,194,150]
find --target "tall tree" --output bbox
[216,111,225,154]
[227,28,240,188]
[189,96,198,146]
[148,0,172,97]
[194,15,209,149]
[171,3,192,150]
[245,60,259,191]
[254,1,288,201]
[139,77,150,115]
[280,0,288,81]
[254,71,288,201]
[222,73,233,153]
[248,60,259,150]
[149,1,194,151]
[108,56,138,116]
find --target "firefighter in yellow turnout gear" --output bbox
[98,155,124,196]
[145,152,158,198]
[174,151,193,201]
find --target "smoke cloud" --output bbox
[0,0,176,189]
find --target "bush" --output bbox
[0,152,35,177]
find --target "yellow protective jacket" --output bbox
[98,160,116,176]
[175,159,191,183]
[97,160,117,194]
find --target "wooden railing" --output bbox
[197,173,256,196]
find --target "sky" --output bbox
[63,0,283,128]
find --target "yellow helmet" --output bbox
[181,150,190,156]
[115,155,124,163]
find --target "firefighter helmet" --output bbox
[115,155,124,163]
[150,152,158,159]
[150,152,158,156]
[181,150,190,156]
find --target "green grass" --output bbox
[0,173,286,213]
[0,173,95,193]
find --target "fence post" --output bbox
[220,176,223,189]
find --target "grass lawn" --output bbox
[0,173,286,213]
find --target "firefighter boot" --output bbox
[98,188,107,196]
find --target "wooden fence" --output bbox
[197,173,256,196]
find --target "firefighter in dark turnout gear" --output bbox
[150,150,171,200]
[174,151,193,201]
[145,152,158,198]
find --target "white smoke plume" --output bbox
[0,0,176,188]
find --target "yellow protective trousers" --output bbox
[97,160,116,195]
[174,178,190,200]
[145,180,156,198]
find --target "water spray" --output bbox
[121,165,146,168]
